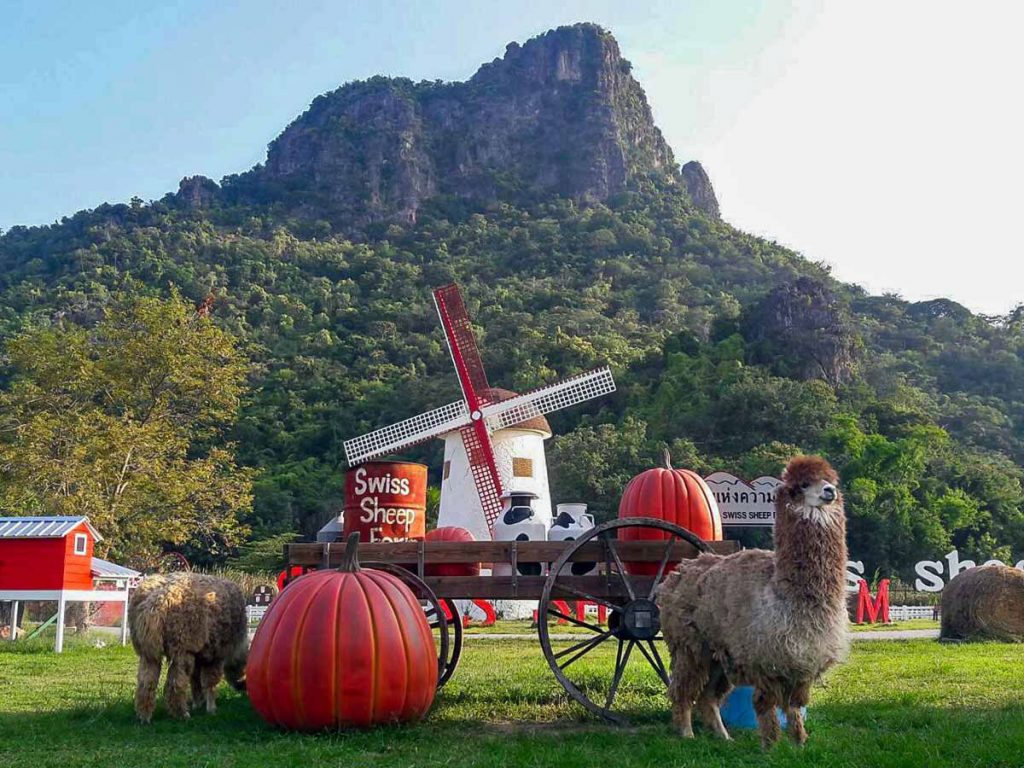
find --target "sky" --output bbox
[2,1,1022,314]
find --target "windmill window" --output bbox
[513,457,533,478]
[443,461,451,480]
[73,533,88,555]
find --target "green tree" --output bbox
[0,292,254,565]
[547,416,659,519]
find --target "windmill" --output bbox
[343,283,616,535]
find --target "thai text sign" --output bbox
[704,472,782,527]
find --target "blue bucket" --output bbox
[719,685,806,729]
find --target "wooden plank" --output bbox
[287,539,738,568]
[410,575,660,601]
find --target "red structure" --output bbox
[0,517,98,591]
[0,516,136,652]
[855,578,891,624]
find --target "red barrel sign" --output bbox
[344,461,427,543]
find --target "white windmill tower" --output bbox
[437,386,553,542]
[343,283,615,541]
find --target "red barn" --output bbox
[0,516,100,591]
[0,516,133,652]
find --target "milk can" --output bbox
[492,489,547,577]
[547,503,596,575]
[316,514,344,542]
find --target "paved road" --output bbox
[849,629,940,641]
[462,629,941,642]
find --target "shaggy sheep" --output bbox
[657,455,849,748]
[128,572,248,722]
[940,564,1024,642]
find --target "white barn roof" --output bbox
[0,516,102,541]
[91,557,140,579]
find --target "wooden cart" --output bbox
[286,517,738,723]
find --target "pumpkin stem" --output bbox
[663,446,672,470]
[340,532,362,572]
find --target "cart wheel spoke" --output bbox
[648,534,678,600]
[556,582,621,613]
[548,607,605,634]
[604,639,634,711]
[602,534,636,601]
[555,628,616,671]
[648,640,668,682]
[635,639,669,686]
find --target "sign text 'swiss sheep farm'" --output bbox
[704,472,782,526]
[343,461,427,542]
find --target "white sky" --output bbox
[632,2,1024,315]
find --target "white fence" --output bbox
[888,605,937,621]
[246,605,267,627]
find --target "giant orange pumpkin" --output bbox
[424,526,479,577]
[618,452,723,574]
[247,534,437,730]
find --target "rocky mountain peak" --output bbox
[227,24,679,229]
[681,161,720,219]
[176,175,219,210]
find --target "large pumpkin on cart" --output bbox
[247,535,437,730]
[618,451,723,574]
[424,526,479,577]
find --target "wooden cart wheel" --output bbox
[437,599,463,688]
[537,517,711,724]
[365,563,457,689]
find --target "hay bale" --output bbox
[940,564,1024,642]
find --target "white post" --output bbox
[55,594,66,653]
[8,601,17,642]
[120,594,129,646]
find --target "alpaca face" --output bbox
[796,478,838,509]
[781,455,844,527]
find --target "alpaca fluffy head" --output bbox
[780,455,843,526]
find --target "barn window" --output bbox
[512,457,533,478]
[73,533,88,555]
[443,461,451,480]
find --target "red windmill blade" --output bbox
[432,283,492,405]
[343,283,616,536]
[433,284,505,528]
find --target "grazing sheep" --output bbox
[128,572,247,722]
[940,564,1024,642]
[657,455,849,748]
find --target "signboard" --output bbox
[704,472,783,527]
[344,462,427,543]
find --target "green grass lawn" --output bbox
[1,633,1021,768]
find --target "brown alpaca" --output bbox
[128,572,248,722]
[657,455,849,748]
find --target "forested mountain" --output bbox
[2,24,1022,577]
